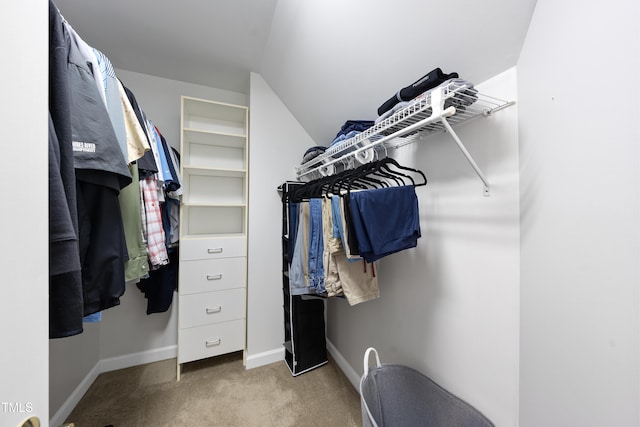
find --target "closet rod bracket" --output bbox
[440,117,491,196]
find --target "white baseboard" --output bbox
[49,363,101,427]
[99,345,177,373]
[49,345,177,427]
[326,339,360,390]
[245,347,284,370]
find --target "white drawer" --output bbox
[181,236,246,261]
[179,257,246,295]
[178,319,245,364]
[179,288,245,329]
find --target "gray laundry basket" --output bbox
[359,348,494,427]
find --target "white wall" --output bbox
[0,1,49,426]
[327,68,520,426]
[246,73,316,367]
[517,1,640,426]
[260,0,536,146]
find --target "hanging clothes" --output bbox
[289,203,311,296]
[49,0,83,337]
[49,0,181,333]
[76,176,128,316]
[323,197,380,305]
[93,48,128,160]
[157,127,181,193]
[65,25,131,186]
[165,147,182,248]
[285,158,425,305]
[140,175,169,269]
[65,12,133,320]
[287,192,380,305]
[121,163,150,282]
[48,113,83,337]
[136,246,179,314]
[120,82,158,177]
[117,79,151,163]
[307,198,326,293]
[332,195,362,262]
[347,185,421,263]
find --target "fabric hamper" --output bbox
[359,348,494,427]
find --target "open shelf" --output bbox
[182,205,246,237]
[181,172,245,206]
[182,97,247,136]
[183,130,246,170]
[182,167,246,176]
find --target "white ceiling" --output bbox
[54,0,278,93]
[54,0,537,145]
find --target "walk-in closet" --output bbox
[3,0,640,426]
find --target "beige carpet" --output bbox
[64,352,362,427]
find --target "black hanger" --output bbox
[367,160,405,186]
[378,158,427,187]
[290,156,426,204]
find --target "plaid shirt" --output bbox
[140,175,169,268]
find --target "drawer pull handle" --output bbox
[206,274,223,281]
[206,306,222,314]
[206,338,221,347]
[207,248,223,254]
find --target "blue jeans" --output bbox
[307,198,325,293]
[289,204,309,296]
[331,195,342,240]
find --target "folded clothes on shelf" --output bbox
[300,120,376,168]
[331,130,361,147]
[333,120,375,140]
[377,78,478,137]
[326,120,376,157]
[301,145,327,164]
[377,67,459,116]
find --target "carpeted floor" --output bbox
[64,352,362,426]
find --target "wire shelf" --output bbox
[294,79,514,188]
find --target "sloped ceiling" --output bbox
[54,0,278,93]
[54,0,536,145]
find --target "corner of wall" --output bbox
[245,72,315,365]
[49,345,177,427]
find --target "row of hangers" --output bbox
[289,157,426,202]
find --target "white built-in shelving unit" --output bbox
[177,96,248,379]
